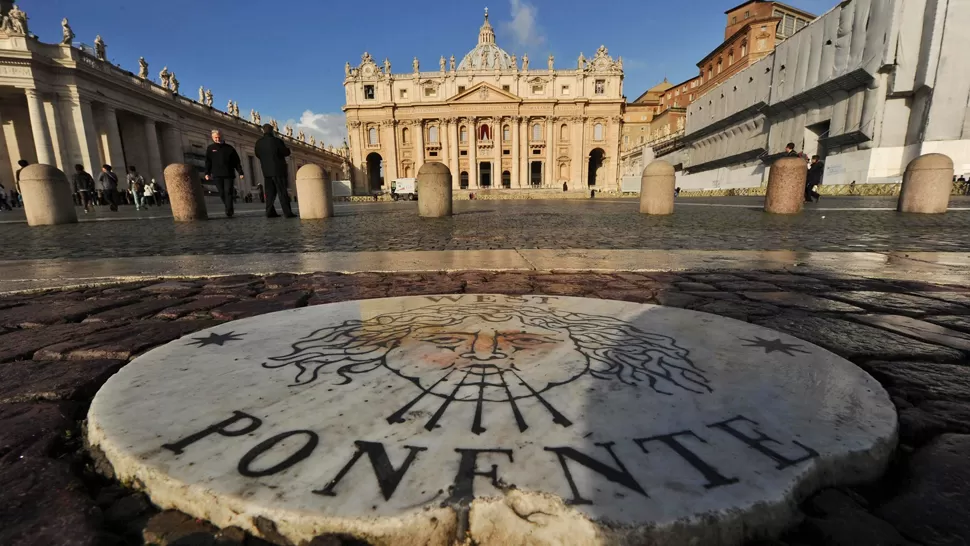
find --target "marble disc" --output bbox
[87,294,896,546]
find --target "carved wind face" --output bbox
[383,316,585,402]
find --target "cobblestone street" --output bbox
[2,196,970,260]
[1,269,969,546]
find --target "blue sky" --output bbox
[24,0,834,144]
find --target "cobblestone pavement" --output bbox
[2,197,970,260]
[1,270,968,545]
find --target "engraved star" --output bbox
[188,331,245,348]
[740,336,810,357]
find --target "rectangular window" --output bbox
[503,149,510,155]
[424,87,437,97]
[784,15,796,36]
[429,151,438,157]
[399,89,408,99]
[502,85,510,92]
[460,150,467,156]
[744,10,750,18]
[532,149,541,155]
[732,16,737,24]
[532,84,544,94]
[458,85,466,93]
[561,85,570,95]
[595,80,605,94]
[363,85,375,100]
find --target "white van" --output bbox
[390,178,417,201]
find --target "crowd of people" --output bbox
[784,142,824,203]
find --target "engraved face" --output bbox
[383,315,583,402]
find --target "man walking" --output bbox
[98,164,119,211]
[806,155,823,203]
[205,129,244,217]
[127,166,146,210]
[72,164,96,213]
[254,124,295,218]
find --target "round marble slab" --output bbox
[87,295,897,546]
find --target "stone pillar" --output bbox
[764,157,807,214]
[75,97,103,175]
[25,89,55,165]
[572,118,586,187]
[519,120,529,187]
[295,164,334,219]
[239,148,254,192]
[164,163,208,221]
[143,118,164,187]
[639,160,676,215]
[468,117,478,188]
[101,106,125,170]
[448,119,459,187]
[46,97,67,170]
[163,125,184,166]
[414,119,425,174]
[897,153,954,214]
[417,162,452,217]
[545,117,554,187]
[19,164,77,226]
[381,121,398,183]
[511,116,520,188]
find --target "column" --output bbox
[25,89,55,165]
[414,119,425,173]
[382,121,398,182]
[163,126,184,166]
[545,117,555,187]
[449,119,459,186]
[572,117,586,187]
[240,147,254,189]
[511,116,520,189]
[101,106,125,170]
[519,119,529,187]
[46,97,67,170]
[143,118,164,184]
[468,116,477,188]
[607,117,622,190]
[75,97,103,175]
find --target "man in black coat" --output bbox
[204,129,244,217]
[254,124,295,218]
[806,155,823,203]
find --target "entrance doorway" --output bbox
[366,152,384,192]
[460,171,469,189]
[530,161,543,187]
[588,148,605,186]
[502,170,511,188]
[479,162,492,188]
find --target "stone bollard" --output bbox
[417,162,453,217]
[639,160,676,215]
[19,164,78,226]
[295,164,334,219]
[764,157,807,214]
[164,164,208,221]
[897,153,954,214]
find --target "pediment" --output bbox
[447,83,521,103]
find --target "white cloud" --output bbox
[282,110,347,147]
[500,0,545,50]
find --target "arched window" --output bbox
[560,123,569,140]
[729,50,735,65]
[532,123,542,141]
[401,127,409,144]
[707,65,713,80]
[593,123,604,141]
[460,126,468,143]
[479,124,491,141]
[428,126,438,143]
[717,58,723,74]
[502,125,511,142]
[368,127,378,145]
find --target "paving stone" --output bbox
[924,315,970,335]
[825,291,970,317]
[385,280,464,297]
[464,275,533,295]
[0,359,126,404]
[532,281,591,296]
[103,493,150,525]
[864,362,970,404]
[654,290,702,308]
[915,292,970,307]
[213,526,247,545]
[878,434,970,546]
[0,322,115,363]
[689,273,746,283]
[714,281,781,292]
[156,297,239,320]
[210,299,305,321]
[142,281,200,293]
[803,490,913,546]
[675,281,718,291]
[142,511,218,546]
[740,272,824,284]
[0,298,137,328]
[262,273,301,289]
[641,272,686,284]
[683,291,742,301]
[84,298,190,323]
[754,315,965,363]
[33,320,220,361]
[592,288,654,303]
[0,458,102,546]
[691,300,782,322]
[0,402,77,464]
[206,274,262,287]
[896,401,970,446]
[853,315,970,351]
[741,292,865,313]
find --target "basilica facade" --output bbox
[343,10,624,194]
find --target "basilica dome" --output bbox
[457,9,515,71]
